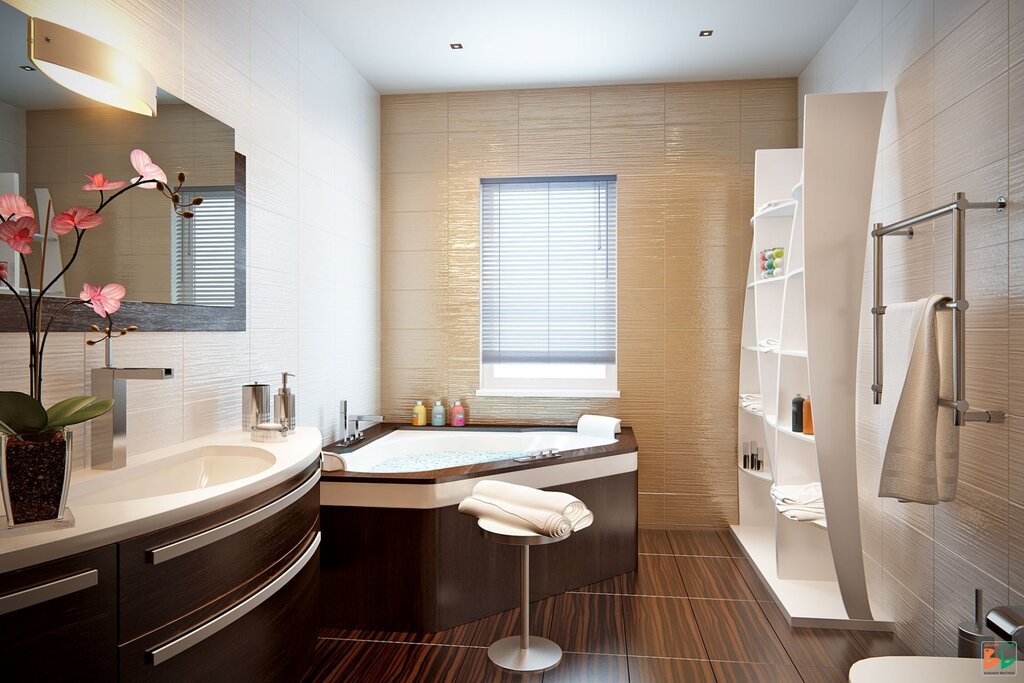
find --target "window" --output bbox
[171,188,236,307]
[479,175,618,397]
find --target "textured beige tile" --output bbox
[1012,152,1024,242]
[935,0,992,42]
[448,91,518,132]
[933,543,1009,654]
[517,88,590,129]
[591,125,665,174]
[934,74,1008,186]
[739,120,797,164]
[382,211,447,253]
[934,0,1008,111]
[518,127,590,175]
[665,80,742,124]
[741,79,798,122]
[882,518,934,604]
[382,94,448,135]
[882,0,933,86]
[882,569,935,655]
[880,120,933,209]
[665,121,742,168]
[447,130,518,176]
[591,84,664,127]
[381,133,447,174]
[880,50,934,149]
[1011,64,1024,156]
[380,172,447,213]
[935,482,1009,581]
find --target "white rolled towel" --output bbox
[473,480,594,531]
[321,451,347,472]
[458,495,572,538]
[577,414,621,441]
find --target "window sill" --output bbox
[475,389,621,399]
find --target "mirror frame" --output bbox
[0,153,247,332]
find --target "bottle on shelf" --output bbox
[803,396,814,436]
[431,400,446,426]
[451,399,466,426]
[742,441,750,469]
[791,394,805,433]
[412,400,427,426]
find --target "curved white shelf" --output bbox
[750,199,798,223]
[792,182,803,201]
[740,466,772,482]
[769,417,815,444]
[778,348,808,358]
[787,267,804,278]
[754,276,785,286]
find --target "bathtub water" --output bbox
[333,429,616,473]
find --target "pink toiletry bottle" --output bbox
[451,400,466,427]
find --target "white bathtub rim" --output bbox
[320,451,637,509]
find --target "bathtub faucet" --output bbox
[339,400,385,444]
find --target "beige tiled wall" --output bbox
[0,0,380,468]
[380,81,797,529]
[801,0,1022,655]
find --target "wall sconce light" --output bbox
[28,17,157,116]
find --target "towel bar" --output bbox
[871,192,1006,427]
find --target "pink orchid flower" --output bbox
[0,217,39,254]
[0,260,8,281]
[82,173,126,192]
[129,149,167,188]
[0,193,34,221]
[51,206,104,236]
[80,282,126,318]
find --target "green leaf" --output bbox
[0,418,17,437]
[51,398,114,428]
[46,396,97,428]
[0,391,48,435]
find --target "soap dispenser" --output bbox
[431,400,446,426]
[451,400,466,427]
[412,400,427,426]
[274,372,296,430]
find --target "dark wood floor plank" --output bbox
[665,529,730,556]
[759,600,868,671]
[577,554,688,597]
[306,639,470,683]
[541,653,628,682]
[318,618,479,646]
[676,556,755,600]
[454,647,543,683]
[797,666,848,683]
[717,529,746,557]
[638,528,674,554]
[532,592,626,654]
[622,596,707,659]
[689,597,791,664]
[627,656,716,682]
[712,660,803,682]
[731,556,775,602]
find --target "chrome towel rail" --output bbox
[871,192,1006,426]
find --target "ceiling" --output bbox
[298,0,857,94]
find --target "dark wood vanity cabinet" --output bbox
[0,545,118,681]
[0,462,321,683]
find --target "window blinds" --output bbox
[171,188,236,307]
[481,176,617,365]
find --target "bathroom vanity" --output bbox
[0,429,322,681]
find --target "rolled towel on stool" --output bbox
[458,495,572,538]
[473,480,594,531]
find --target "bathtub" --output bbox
[318,424,638,632]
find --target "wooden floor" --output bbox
[305,529,909,682]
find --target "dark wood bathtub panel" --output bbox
[320,471,637,633]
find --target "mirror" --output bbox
[0,3,245,331]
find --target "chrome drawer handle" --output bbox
[147,531,320,666]
[147,471,319,565]
[0,569,98,616]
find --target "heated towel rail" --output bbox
[871,192,1006,426]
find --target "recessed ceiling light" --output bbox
[699,30,713,37]
[450,43,463,49]
[19,65,36,71]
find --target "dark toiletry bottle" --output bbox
[792,394,805,433]
[742,441,749,469]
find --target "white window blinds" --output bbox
[171,188,236,307]
[481,176,617,365]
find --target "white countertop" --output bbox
[0,427,322,573]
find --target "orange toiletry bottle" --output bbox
[412,400,427,426]
[802,396,814,436]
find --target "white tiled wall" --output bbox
[800,0,1022,656]
[0,0,380,466]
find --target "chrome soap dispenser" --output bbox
[274,372,296,430]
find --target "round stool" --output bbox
[478,517,569,672]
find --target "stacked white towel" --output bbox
[458,480,595,538]
[770,482,825,522]
[739,394,763,415]
[757,338,780,352]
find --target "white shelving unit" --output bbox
[733,92,892,630]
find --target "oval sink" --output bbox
[72,445,276,505]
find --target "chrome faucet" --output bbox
[339,400,384,444]
[90,338,174,469]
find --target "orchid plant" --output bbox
[0,150,201,442]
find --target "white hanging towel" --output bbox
[878,295,959,504]
[577,414,621,440]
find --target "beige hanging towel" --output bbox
[878,294,959,504]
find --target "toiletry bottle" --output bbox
[431,400,446,427]
[803,396,814,435]
[451,400,466,427]
[791,394,804,433]
[412,400,427,426]
[275,372,296,430]
[742,441,749,469]
[756,447,764,471]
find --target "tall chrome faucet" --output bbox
[90,338,174,469]
[339,400,384,444]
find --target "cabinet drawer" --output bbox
[120,527,320,682]
[0,545,117,681]
[119,463,319,643]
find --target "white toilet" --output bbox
[850,656,1006,682]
